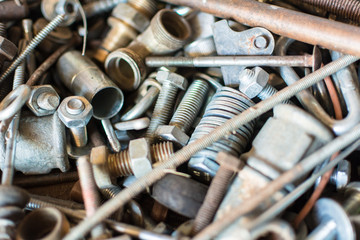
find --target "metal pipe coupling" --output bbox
[93,0,157,63]
[16,207,70,240]
[105,9,191,91]
[57,50,124,119]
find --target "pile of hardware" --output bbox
[0,0,360,239]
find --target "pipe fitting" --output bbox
[93,0,157,63]
[105,9,191,91]
[57,50,124,119]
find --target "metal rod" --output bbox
[161,0,360,57]
[62,55,359,240]
[145,55,314,68]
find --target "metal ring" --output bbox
[0,84,31,121]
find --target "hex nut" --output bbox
[90,145,109,165]
[57,96,93,128]
[112,3,150,32]
[129,138,152,178]
[156,71,188,90]
[0,36,17,62]
[156,125,189,147]
[239,67,269,98]
[26,85,60,117]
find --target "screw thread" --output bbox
[170,79,209,132]
[100,186,122,200]
[107,150,134,177]
[258,83,292,104]
[0,22,5,37]
[0,14,65,85]
[128,0,157,18]
[192,167,234,234]
[302,0,360,23]
[13,62,25,89]
[146,81,178,140]
[151,141,174,163]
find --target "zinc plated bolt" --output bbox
[191,152,243,235]
[91,139,174,178]
[145,71,188,142]
[58,96,93,148]
[156,77,210,147]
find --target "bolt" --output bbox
[57,96,93,148]
[239,67,292,104]
[77,155,107,239]
[145,71,188,143]
[0,14,66,85]
[191,152,243,235]
[254,35,268,49]
[91,139,174,178]
[37,92,59,110]
[156,77,209,147]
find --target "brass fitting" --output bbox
[105,9,191,91]
[91,140,174,178]
[93,0,157,63]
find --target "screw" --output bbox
[145,71,188,142]
[0,14,65,85]
[57,96,93,148]
[95,141,174,178]
[191,152,243,235]
[36,91,59,111]
[156,77,209,147]
[254,35,268,49]
[77,155,107,239]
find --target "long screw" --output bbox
[62,55,359,240]
[77,155,107,239]
[191,152,243,235]
[0,14,65,85]
[145,55,316,68]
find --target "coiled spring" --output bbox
[188,87,256,182]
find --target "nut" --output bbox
[90,145,109,165]
[129,138,152,178]
[26,85,60,117]
[57,96,93,128]
[156,71,188,90]
[0,36,17,62]
[156,125,189,147]
[112,3,150,32]
[239,67,269,98]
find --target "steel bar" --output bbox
[145,55,314,68]
[62,54,359,240]
[161,0,360,57]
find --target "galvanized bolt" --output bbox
[239,67,291,104]
[145,71,188,142]
[27,85,60,117]
[156,77,209,147]
[91,139,174,178]
[57,96,93,148]
[191,152,243,235]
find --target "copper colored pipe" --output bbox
[162,0,360,56]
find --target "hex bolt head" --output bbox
[129,138,153,178]
[0,36,18,62]
[156,71,188,90]
[239,67,269,98]
[57,96,93,128]
[155,125,189,147]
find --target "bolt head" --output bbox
[253,35,268,49]
[156,125,189,147]
[0,36,17,62]
[239,67,269,98]
[111,3,150,32]
[26,85,60,117]
[129,138,152,178]
[156,71,188,90]
[57,96,93,128]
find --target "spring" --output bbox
[188,87,256,182]
[0,186,29,240]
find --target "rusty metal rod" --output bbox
[162,0,360,57]
[146,55,315,68]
